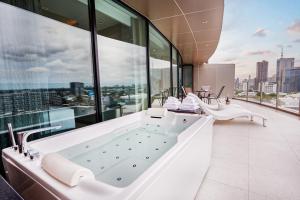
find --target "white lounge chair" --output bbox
[187,93,267,127]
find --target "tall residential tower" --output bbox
[276,58,295,92]
[255,60,268,89]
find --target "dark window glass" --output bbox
[183,65,193,89]
[178,54,183,97]
[0,1,95,147]
[172,47,178,97]
[95,0,148,121]
[149,25,171,106]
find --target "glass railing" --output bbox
[234,81,300,115]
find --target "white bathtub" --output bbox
[2,110,214,200]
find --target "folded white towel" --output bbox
[163,104,179,110]
[182,96,198,105]
[165,97,181,104]
[165,101,181,105]
[166,96,180,102]
[180,104,199,109]
[179,104,200,111]
[41,153,95,187]
[164,102,181,106]
[163,96,181,110]
[179,103,198,106]
[179,96,200,111]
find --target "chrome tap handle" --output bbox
[28,149,40,160]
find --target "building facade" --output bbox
[284,67,300,93]
[255,60,268,89]
[276,58,295,92]
[261,82,277,94]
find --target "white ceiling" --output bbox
[122,0,224,65]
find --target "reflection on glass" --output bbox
[149,25,171,106]
[95,0,148,121]
[183,65,193,90]
[178,54,183,98]
[172,47,178,97]
[0,1,95,145]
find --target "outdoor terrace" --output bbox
[196,100,300,200]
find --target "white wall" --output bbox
[194,64,235,98]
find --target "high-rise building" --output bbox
[234,78,240,90]
[284,67,300,93]
[255,60,268,89]
[70,82,84,97]
[276,58,294,92]
[0,91,51,115]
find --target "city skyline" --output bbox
[210,0,300,79]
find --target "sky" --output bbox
[0,2,148,90]
[209,0,300,79]
[0,2,94,89]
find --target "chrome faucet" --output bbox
[17,125,62,157]
[7,123,18,151]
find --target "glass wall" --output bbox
[0,0,95,173]
[172,47,178,97]
[183,65,193,91]
[178,54,183,97]
[0,1,95,139]
[95,0,148,121]
[0,0,184,174]
[149,25,171,106]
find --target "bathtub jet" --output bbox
[2,108,214,200]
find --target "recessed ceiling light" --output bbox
[202,20,208,24]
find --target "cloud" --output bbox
[294,39,300,43]
[246,50,273,56]
[253,28,268,37]
[277,44,293,49]
[287,20,300,33]
[1,43,68,62]
[26,67,49,72]
[277,44,284,48]
[222,57,237,62]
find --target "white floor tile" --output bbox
[249,139,300,174]
[196,100,300,200]
[249,166,300,199]
[249,192,267,200]
[195,179,248,200]
[207,157,249,190]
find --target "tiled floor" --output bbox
[195,100,300,200]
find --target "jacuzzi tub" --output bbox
[2,109,214,200]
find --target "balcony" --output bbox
[196,100,300,200]
[1,0,300,199]
[235,80,300,116]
